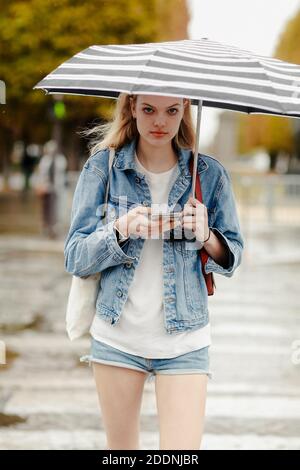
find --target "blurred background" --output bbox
[0,0,300,450]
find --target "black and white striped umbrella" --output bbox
[34,38,300,195]
[34,37,300,116]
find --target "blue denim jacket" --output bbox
[64,138,244,334]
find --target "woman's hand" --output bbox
[182,196,210,243]
[114,205,150,239]
[114,205,181,239]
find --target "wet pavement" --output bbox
[0,196,300,449]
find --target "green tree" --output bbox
[275,9,300,64]
[0,0,189,175]
[237,7,300,171]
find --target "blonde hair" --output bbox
[80,93,196,155]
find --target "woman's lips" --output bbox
[150,131,168,137]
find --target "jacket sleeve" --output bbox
[64,159,136,277]
[204,168,244,277]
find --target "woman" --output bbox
[64,93,244,450]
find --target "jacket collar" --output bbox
[113,137,208,176]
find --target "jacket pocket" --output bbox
[106,194,139,221]
[174,240,199,258]
[109,193,139,208]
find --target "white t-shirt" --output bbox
[90,152,211,358]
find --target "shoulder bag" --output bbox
[65,147,116,340]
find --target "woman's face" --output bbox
[130,94,188,147]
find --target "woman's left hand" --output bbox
[182,196,210,243]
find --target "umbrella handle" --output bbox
[191,99,203,199]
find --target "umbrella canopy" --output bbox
[34,38,300,199]
[34,38,300,118]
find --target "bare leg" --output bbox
[155,373,208,450]
[92,362,148,450]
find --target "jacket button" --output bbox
[142,201,148,206]
[135,176,140,183]
[125,262,132,268]
[117,290,123,297]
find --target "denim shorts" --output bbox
[80,337,212,383]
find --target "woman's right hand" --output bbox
[114,205,181,239]
[114,205,151,239]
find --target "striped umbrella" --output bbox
[34,38,300,196]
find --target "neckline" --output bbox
[135,152,178,175]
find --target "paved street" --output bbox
[0,221,300,449]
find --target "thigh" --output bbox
[155,373,208,450]
[92,362,148,449]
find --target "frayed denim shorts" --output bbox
[80,337,212,384]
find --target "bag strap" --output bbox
[188,155,215,294]
[190,157,209,265]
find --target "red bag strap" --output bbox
[188,156,209,265]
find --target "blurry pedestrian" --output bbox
[20,143,40,195]
[35,139,67,239]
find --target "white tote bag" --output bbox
[66,147,116,340]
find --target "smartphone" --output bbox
[149,211,196,241]
[150,211,182,221]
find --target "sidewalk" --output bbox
[0,229,300,449]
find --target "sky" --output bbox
[187,0,300,148]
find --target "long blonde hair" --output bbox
[80,93,196,156]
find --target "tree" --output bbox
[0,0,189,174]
[237,7,300,171]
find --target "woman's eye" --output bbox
[142,107,178,115]
[168,108,178,115]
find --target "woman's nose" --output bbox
[153,115,166,127]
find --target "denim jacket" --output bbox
[64,138,244,334]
